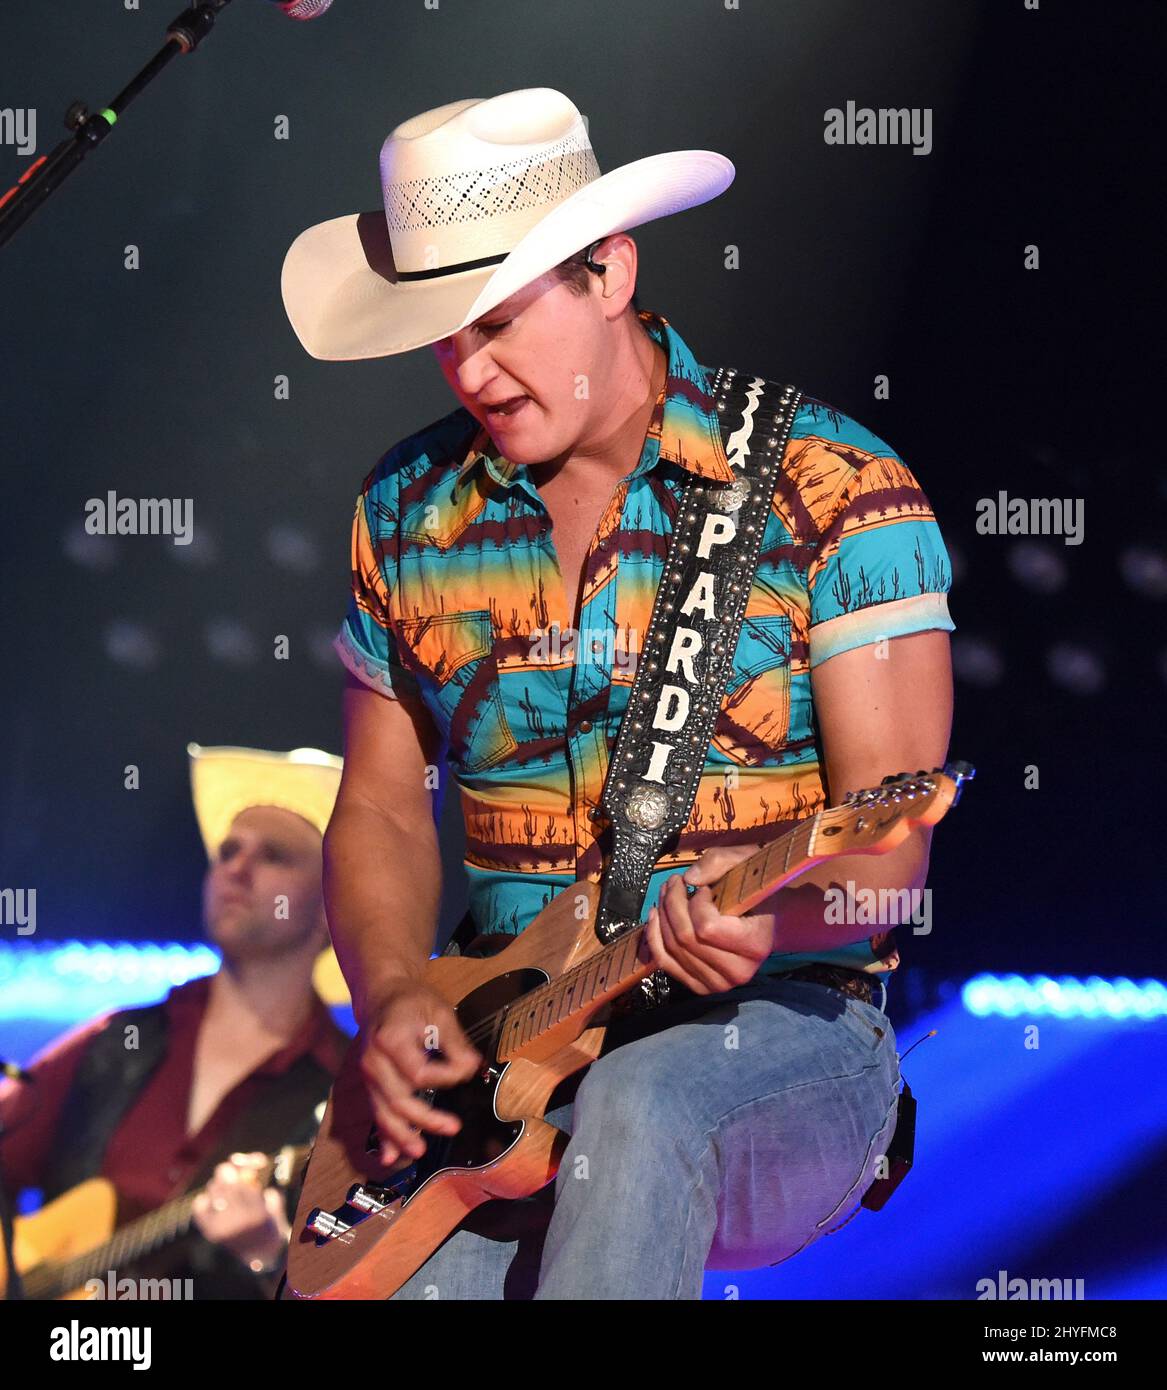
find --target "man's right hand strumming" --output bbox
[358,980,484,1168]
[322,672,464,1168]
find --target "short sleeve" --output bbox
[805,446,955,667]
[333,473,419,701]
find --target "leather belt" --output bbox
[611,962,877,1016]
[779,963,877,1005]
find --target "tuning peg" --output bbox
[937,760,976,804]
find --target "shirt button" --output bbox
[578,720,593,734]
[167,1165,182,1182]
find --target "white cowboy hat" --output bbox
[280,86,734,360]
[187,742,351,1007]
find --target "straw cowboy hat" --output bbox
[281,85,734,360]
[187,742,350,1007]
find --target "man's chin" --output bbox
[206,915,271,955]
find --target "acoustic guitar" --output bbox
[287,763,974,1300]
[1,1143,309,1299]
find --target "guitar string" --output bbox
[440,786,926,1058]
[23,1152,297,1297]
[448,811,828,1055]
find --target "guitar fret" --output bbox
[618,931,641,988]
[580,954,603,1006]
[555,979,574,1025]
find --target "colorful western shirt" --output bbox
[335,309,954,981]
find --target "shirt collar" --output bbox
[168,973,347,1078]
[453,309,736,490]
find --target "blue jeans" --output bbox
[388,975,902,1300]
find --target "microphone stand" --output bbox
[0,0,237,249]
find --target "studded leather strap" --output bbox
[594,370,802,1001]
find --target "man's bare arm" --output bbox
[647,629,955,989]
[323,671,446,1027]
[761,627,954,951]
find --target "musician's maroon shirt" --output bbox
[0,973,347,1219]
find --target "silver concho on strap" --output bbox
[623,784,671,831]
[706,476,751,513]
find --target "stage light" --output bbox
[103,619,162,669]
[1045,643,1106,694]
[1007,541,1067,594]
[1119,545,1167,599]
[963,972,1167,1020]
[951,635,1004,687]
[0,940,219,1019]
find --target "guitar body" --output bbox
[285,762,974,1301]
[286,880,612,1300]
[2,1178,116,1300]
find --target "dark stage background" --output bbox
[1,1,1161,981]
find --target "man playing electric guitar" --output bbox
[281,87,955,1299]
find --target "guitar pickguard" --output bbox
[305,967,549,1244]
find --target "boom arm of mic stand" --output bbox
[0,0,235,249]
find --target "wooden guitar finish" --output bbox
[287,764,973,1300]
[1,1146,308,1300]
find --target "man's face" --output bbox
[429,271,609,468]
[203,805,326,962]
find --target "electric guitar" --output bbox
[1,1143,309,1300]
[286,763,974,1299]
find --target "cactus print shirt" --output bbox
[335,310,955,980]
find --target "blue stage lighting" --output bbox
[963,972,1167,1020]
[0,940,219,1019]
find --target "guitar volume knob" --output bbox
[306,1208,352,1238]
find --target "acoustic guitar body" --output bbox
[2,1178,116,1300]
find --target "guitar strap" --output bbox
[594,368,802,991]
[442,368,800,970]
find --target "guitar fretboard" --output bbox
[21,1191,200,1300]
[495,808,832,1060]
[710,810,823,916]
[19,1145,305,1300]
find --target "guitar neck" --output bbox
[709,809,829,916]
[495,764,968,1062]
[22,1145,307,1300]
[22,1190,201,1300]
[496,811,829,1060]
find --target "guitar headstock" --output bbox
[822,761,975,855]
